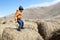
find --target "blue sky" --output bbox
[0,0,60,17]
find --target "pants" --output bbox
[17,19,24,30]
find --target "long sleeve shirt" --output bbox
[15,10,22,20]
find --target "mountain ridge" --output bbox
[1,2,60,20]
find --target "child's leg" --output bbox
[21,20,24,29]
[17,20,22,31]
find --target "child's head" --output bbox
[19,6,24,12]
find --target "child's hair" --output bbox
[19,6,24,10]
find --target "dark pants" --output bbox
[17,19,24,30]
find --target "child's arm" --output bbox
[14,10,18,21]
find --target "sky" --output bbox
[0,0,60,17]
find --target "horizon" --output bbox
[0,0,60,17]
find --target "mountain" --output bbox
[22,2,60,19]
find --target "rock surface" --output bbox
[0,20,38,40]
[0,21,16,40]
[37,20,60,40]
[2,28,44,40]
[24,21,38,32]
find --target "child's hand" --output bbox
[14,19,17,23]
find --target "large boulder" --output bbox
[2,28,44,40]
[0,19,38,40]
[37,20,60,40]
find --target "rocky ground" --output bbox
[0,19,60,40]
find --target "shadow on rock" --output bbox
[37,23,45,39]
[49,30,60,40]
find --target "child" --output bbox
[15,6,24,31]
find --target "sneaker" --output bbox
[21,27,24,29]
[17,29,21,31]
